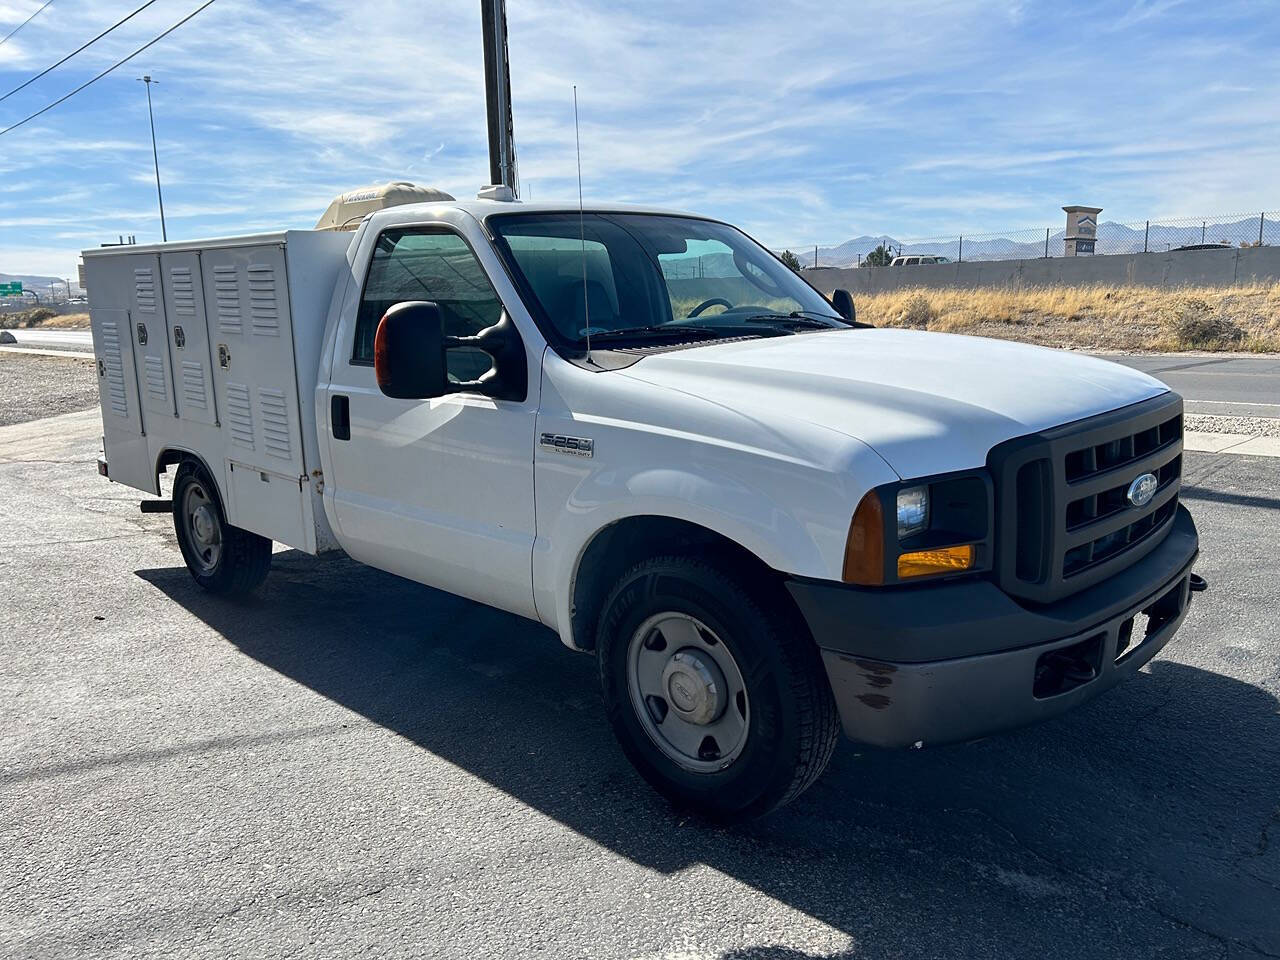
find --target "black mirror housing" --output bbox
[375,301,448,399]
[831,288,856,324]
[374,300,528,403]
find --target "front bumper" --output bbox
[788,505,1199,748]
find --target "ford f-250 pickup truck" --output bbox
[84,197,1201,819]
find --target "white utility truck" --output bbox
[85,196,1202,819]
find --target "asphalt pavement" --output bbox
[2,408,1278,960]
[1103,354,1280,418]
[1,327,92,350]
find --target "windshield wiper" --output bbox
[580,324,725,344]
[740,313,847,330]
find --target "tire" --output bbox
[172,460,272,595]
[597,555,840,821]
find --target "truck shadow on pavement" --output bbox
[139,551,1280,960]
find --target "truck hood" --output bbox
[617,328,1168,478]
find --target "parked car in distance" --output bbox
[890,255,950,266]
[1170,242,1231,252]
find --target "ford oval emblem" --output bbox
[1127,472,1158,507]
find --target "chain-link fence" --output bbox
[776,211,1280,269]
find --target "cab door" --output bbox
[322,226,539,619]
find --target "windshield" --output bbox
[488,212,845,347]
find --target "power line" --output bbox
[0,0,218,138]
[1,0,162,106]
[0,0,54,48]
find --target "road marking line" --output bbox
[1185,399,1280,409]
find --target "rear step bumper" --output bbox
[789,505,1199,748]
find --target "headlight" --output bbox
[843,473,993,585]
[896,486,929,539]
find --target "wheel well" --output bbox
[570,516,787,652]
[155,449,218,497]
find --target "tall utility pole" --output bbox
[138,75,167,241]
[480,0,518,197]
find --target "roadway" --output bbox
[1105,354,1280,418]
[1,327,92,350]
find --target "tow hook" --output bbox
[1189,573,1208,593]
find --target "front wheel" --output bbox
[172,460,272,595]
[597,556,840,820]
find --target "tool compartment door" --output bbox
[122,253,179,421]
[89,305,152,492]
[200,242,310,547]
[160,251,218,427]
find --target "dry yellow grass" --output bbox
[854,284,1280,352]
[41,312,89,328]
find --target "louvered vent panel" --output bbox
[247,264,280,336]
[134,267,157,313]
[181,360,208,410]
[258,388,291,459]
[101,320,128,417]
[214,265,242,334]
[144,356,167,402]
[170,267,197,317]
[226,382,254,449]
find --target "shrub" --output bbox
[900,293,937,328]
[1160,296,1244,348]
[0,307,55,329]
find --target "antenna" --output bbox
[574,85,590,355]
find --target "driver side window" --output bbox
[353,229,500,382]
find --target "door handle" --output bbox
[331,394,350,441]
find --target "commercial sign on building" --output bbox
[1063,205,1102,257]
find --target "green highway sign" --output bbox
[0,281,22,296]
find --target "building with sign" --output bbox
[1063,205,1102,256]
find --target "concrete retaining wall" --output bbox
[804,245,1280,296]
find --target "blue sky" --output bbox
[0,0,1277,278]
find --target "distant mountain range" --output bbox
[783,214,1278,268]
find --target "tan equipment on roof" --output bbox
[314,182,455,232]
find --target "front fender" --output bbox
[533,449,897,648]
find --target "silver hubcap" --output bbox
[183,482,222,573]
[626,612,749,773]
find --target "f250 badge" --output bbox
[540,433,594,458]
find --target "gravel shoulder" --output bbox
[1185,413,1280,437]
[0,352,98,427]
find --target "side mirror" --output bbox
[375,301,448,399]
[831,288,856,324]
[374,300,528,403]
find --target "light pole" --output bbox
[137,75,167,241]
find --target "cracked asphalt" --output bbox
[2,409,1278,960]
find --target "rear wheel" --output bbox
[597,556,840,820]
[172,460,272,595]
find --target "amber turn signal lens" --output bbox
[843,490,885,585]
[897,544,975,579]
